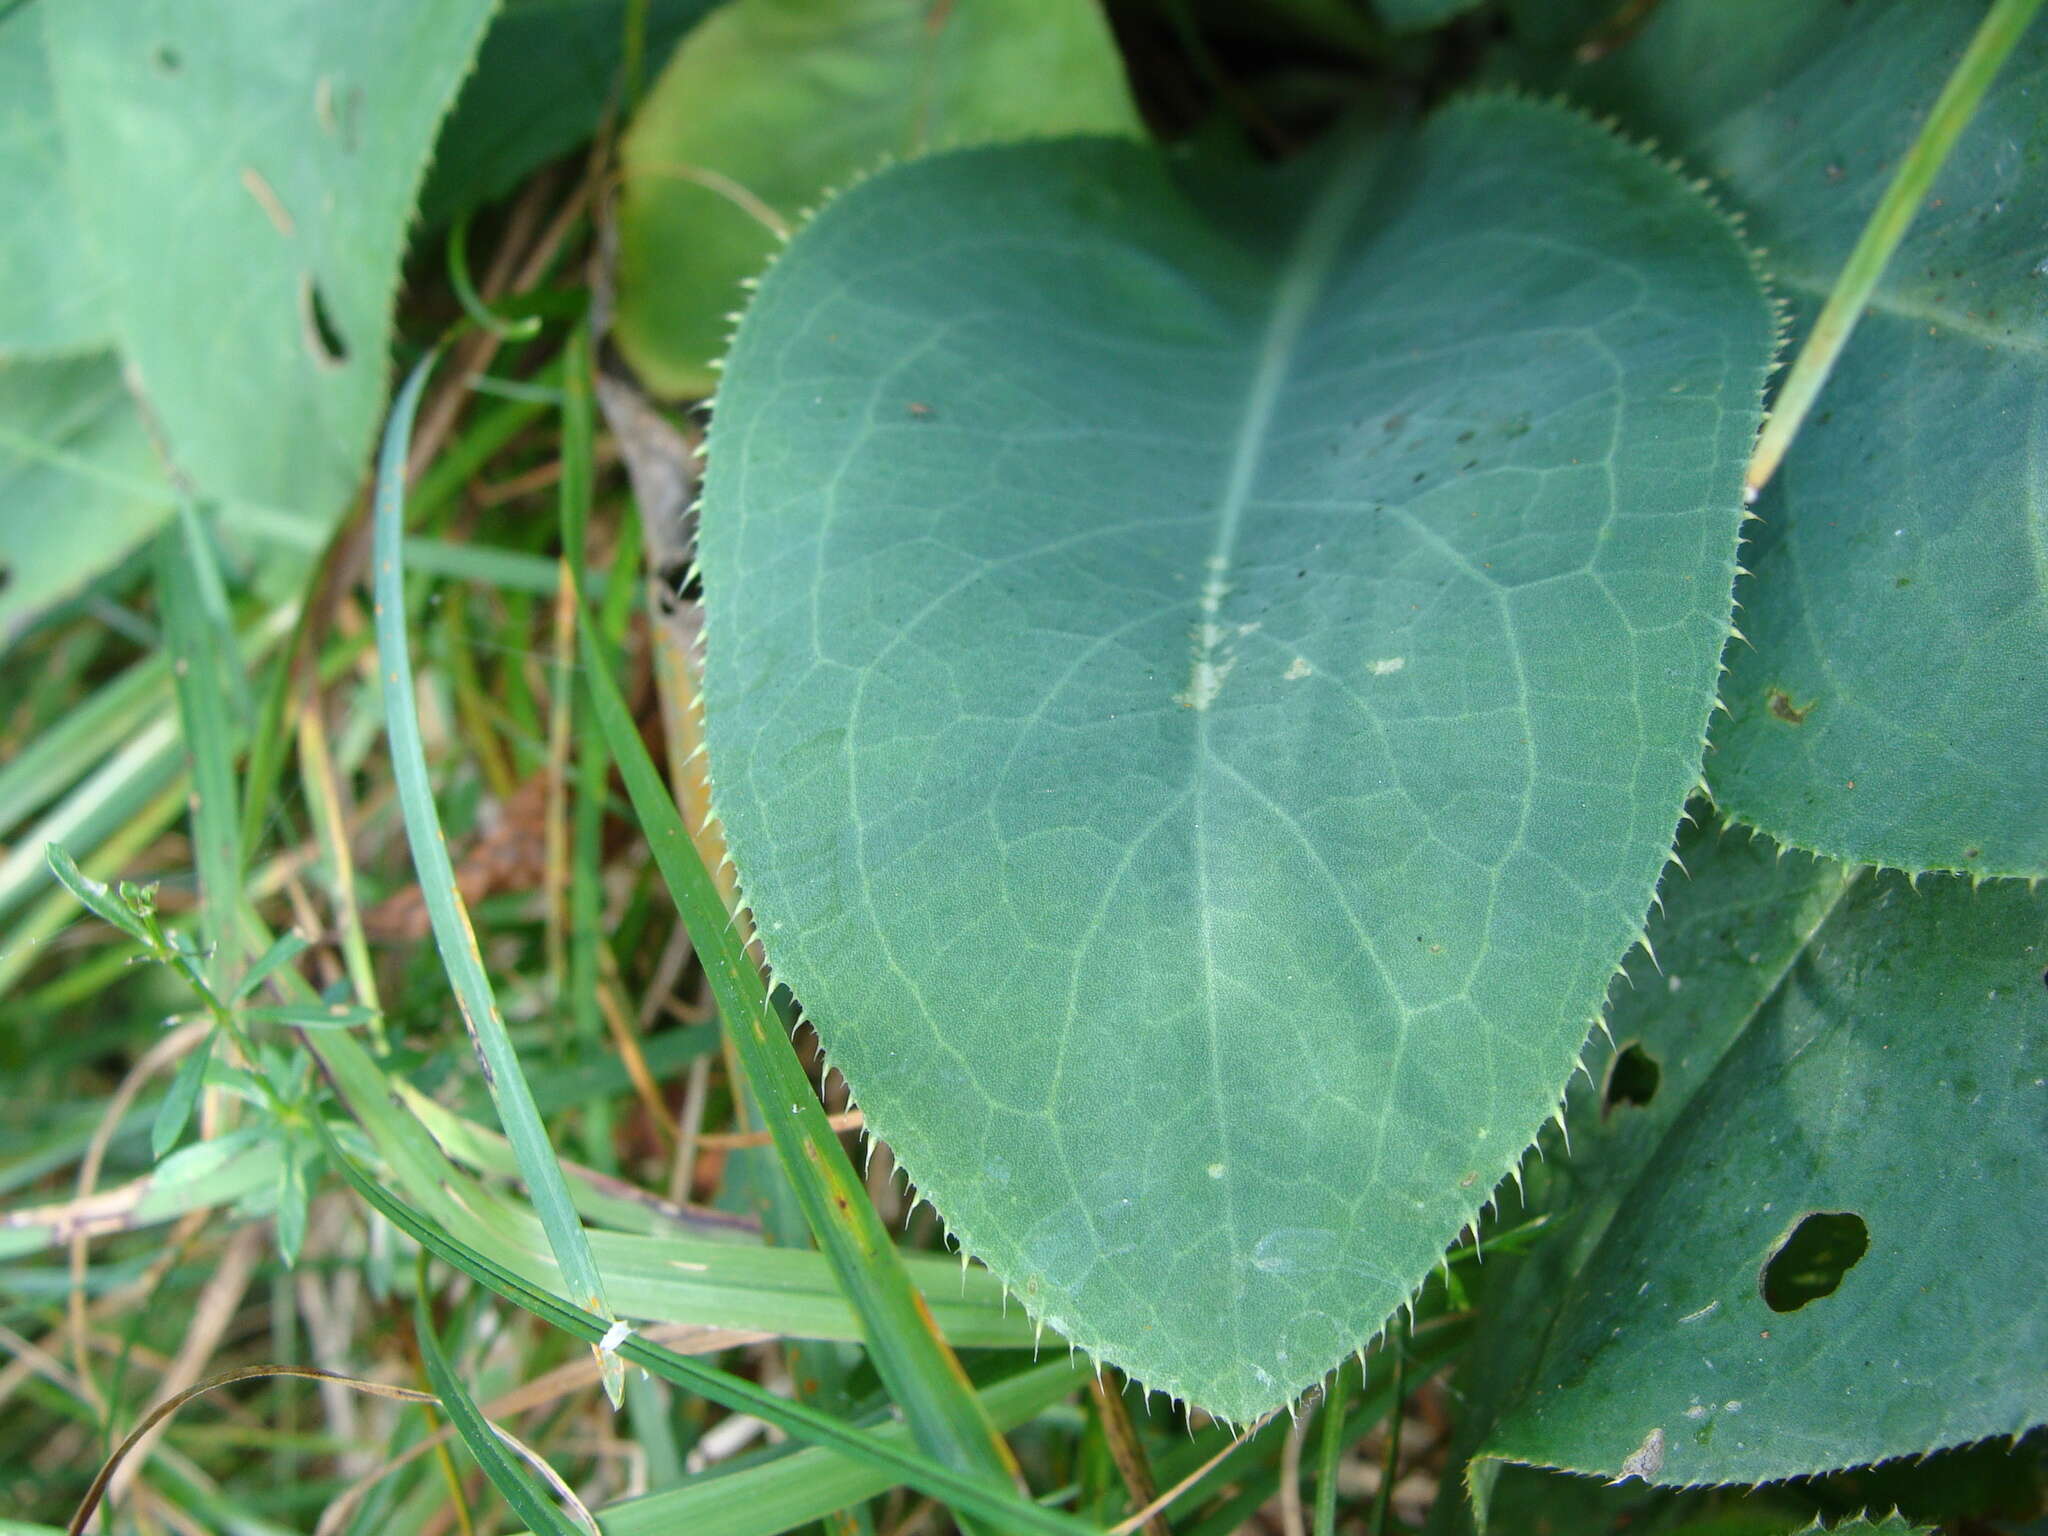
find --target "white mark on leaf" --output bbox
[1175,561,1236,710]
[1617,1425,1665,1483]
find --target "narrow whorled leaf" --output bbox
[231,930,312,1001]
[42,842,153,946]
[151,1027,216,1160]
[1525,0,2048,876]
[700,101,1774,1420]
[1479,862,2048,1486]
[274,1134,312,1267]
[613,0,1141,397]
[41,0,495,523]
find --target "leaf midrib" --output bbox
[1190,132,1395,1368]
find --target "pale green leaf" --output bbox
[1478,856,2047,1486]
[613,0,1142,397]
[0,355,172,645]
[0,9,108,357]
[40,0,496,523]
[699,100,1774,1420]
[1526,0,2048,876]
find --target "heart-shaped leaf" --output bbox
[699,99,1774,1419]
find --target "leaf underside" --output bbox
[700,98,1773,1421]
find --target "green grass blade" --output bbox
[370,352,620,1361]
[594,1360,1089,1536]
[0,1131,277,1263]
[561,325,615,1175]
[158,508,246,986]
[569,559,1028,1512]
[321,1129,1103,1536]
[0,649,172,837]
[1745,0,2047,494]
[413,1274,588,1536]
[0,713,180,929]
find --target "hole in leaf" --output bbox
[1760,1211,1868,1312]
[1601,1042,1660,1114]
[302,278,349,368]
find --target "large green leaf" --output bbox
[40,0,496,524]
[0,356,173,646]
[612,0,1141,398]
[1475,851,2047,1487]
[699,99,1774,1420]
[419,0,715,226]
[0,9,107,358]
[1433,816,1856,1529]
[1521,0,2048,877]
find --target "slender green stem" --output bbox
[1312,1367,1346,1536]
[159,512,245,991]
[1368,1336,1406,1536]
[1746,0,2045,496]
[448,213,542,340]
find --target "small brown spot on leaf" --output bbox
[1766,688,1811,725]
